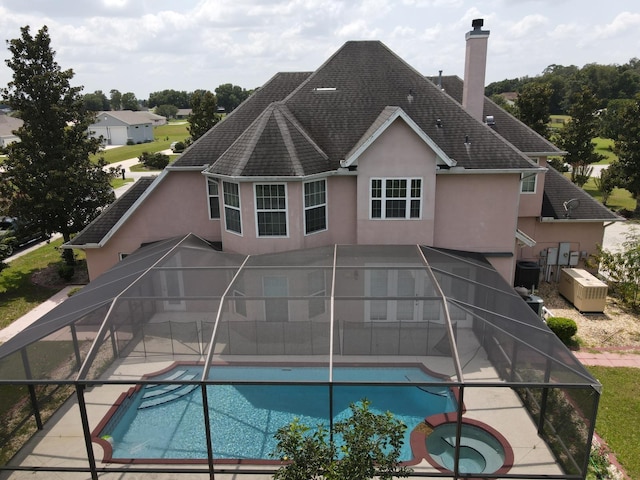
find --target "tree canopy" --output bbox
[120,91,139,110]
[515,82,552,138]
[148,89,190,109]
[0,25,115,263]
[215,83,251,112]
[555,87,605,185]
[611,94,640,213]
[188,89,219,140]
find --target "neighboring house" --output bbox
[176,108,192,119]
[67,20,621,283]
[140,110,167,126]
[0,113,23,148]
[88,111,154,145]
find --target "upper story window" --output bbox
[255,184,287,237]
[223,181,242,235]
[371,178,422,219]
[521,159,539,193]
[304,179,327,235]
[207,179,220,219]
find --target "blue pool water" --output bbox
[426,423,506,474]
[103,365,456,461]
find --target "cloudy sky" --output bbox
[0,0,638,100]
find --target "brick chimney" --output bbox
[462,19,490,122]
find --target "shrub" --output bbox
[172,141,185,153]
[546,317,577,344]
[138,151,170,170]
[57,264,75,281]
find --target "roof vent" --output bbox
[313,87,337,93]
[485,115,495,126]
[436,118,443,128]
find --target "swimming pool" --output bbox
[96,363,457,463]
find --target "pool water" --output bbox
[102,365,456,461]
[426,423,506,474]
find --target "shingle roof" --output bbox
[541,167,619,221]
[0,114,22,136]
[67,177,156,246]
[207,102,331,177]
[431,75,562,155]
[97,111,153,126]
[173,72,313,168]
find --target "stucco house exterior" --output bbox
[67,20,620,284]
[88,110,154,145]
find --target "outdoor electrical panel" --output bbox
[558,242,571,266]
[569,251,580,266]
[545,247,558,266]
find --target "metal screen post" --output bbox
[75,383,99,480]
[453,385,465,479]
[70,324,82,370]
[537,356,553,434]
[20,349,42,430]
[200,383,215,480]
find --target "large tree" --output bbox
[612,94,640,214]
[515,81,552,138]
[0,25,114,264]
[188,89,219,140]
[121,91,139,110]
[109,88,122,110]
[555,87,605,186]
[215,83,251,112]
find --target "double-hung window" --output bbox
[304,179,327,234]
[371,178,422,219]
[255,184,287,236]
[207,179,220,219]
[521,159,538,193]
[223,181,242,234]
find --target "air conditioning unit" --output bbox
[558,268,607,313]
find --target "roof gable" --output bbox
[342,106,456,168]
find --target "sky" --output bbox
[0,0,638,100]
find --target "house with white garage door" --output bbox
[88,110,154,145]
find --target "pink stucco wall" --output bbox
[356,119,437,245]
[85,171,220,279]
[518,157,546,218]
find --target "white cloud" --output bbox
[507,14,549,38]
[595,11,640,39]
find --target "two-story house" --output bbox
[67,20,619,284]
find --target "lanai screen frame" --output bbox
[0,234,600,479]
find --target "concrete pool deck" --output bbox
[2,331,567,479]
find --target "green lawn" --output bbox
[587,366,640,479]
[581,176,635,212]
[593,137,616,164]
[92,122,189,165]
[0,239,83,329]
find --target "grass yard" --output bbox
[587,366,640,479]
[0,238,84,329]
[593,137,616,164]
[581,177,635,212]
[92,122,189,165]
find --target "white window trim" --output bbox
[370,177,423,220]
[254,183,289,238]
[520,159,539,194]
[303,179,328,236]
[223,181,242,236]
[206,178,220,220]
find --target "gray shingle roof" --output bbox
[67,177,156,246]
[96,110,153,125]
[207,102,331,177]
[431,75,562,155]
[173,72,313,168]
[541,167,619,221]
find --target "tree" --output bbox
[155,104,178,119]
[188,89,219,140]
[555,87,605,186]
[612,94,640,214]
[82,90,109,111]
[273,399,411,480]
[109,89,121,110]
[148,89,189,109]
[515,81,552,138]
[121,91,139,110]
[215,83,251,112]
[0,25,115,264]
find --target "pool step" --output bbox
[138,371,199,409]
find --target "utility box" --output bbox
[558,268,607,312]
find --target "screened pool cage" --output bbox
[0,234,600,479]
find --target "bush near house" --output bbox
[138,151,169,170]
[546,317,578,345]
